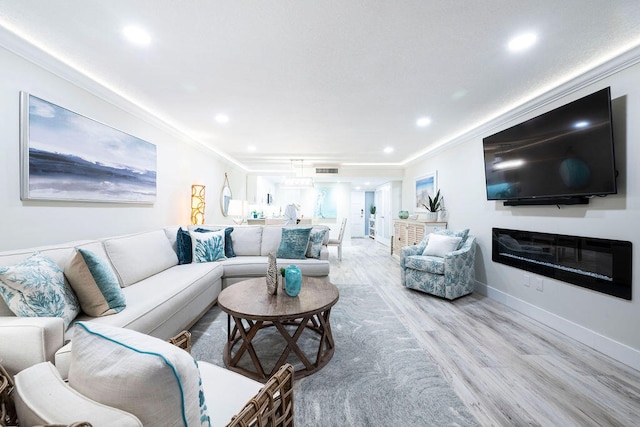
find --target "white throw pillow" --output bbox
[190,229,226,263]
[69,322,210,427]
[422,234,462,257]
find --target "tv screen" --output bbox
[483,87,617,203]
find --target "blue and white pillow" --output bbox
[306,228,328,259]
[0,252,80,328]
[190,230,226,263]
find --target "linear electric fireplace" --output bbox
[492,228,632,300]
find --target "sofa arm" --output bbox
[0,317,65,377]
[14,362,142,427]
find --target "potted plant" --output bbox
[421,189,442,221]
[369,204,376,218]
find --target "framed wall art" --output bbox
[20,92,157,203]
[415,172,437,211]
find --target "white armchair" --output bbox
[11,326,294,427]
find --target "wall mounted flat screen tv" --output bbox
[483,87,617,205]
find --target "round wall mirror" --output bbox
[221,173,232,217]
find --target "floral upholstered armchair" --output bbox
[400,228,476,300]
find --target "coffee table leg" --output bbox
[226,315,267,380]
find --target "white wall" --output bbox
[403,59,640,369]
[0,45,245,251]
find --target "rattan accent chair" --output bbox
[228,363,294,427]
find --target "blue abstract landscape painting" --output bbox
[22,94,157,203]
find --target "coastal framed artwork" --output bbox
[314,186,337,219]
[415,172,437,211]
[20,92,157,203]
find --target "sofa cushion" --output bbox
[422,234,462,257]
[306,228,328,259]
[103,230,179,287]
[405,255,445,274]
[65,248,126,317]
[69,322,210,427]
[0,253,79,328]
[231,226,263,256]
[260,226,283,256]
[277,227,312,259]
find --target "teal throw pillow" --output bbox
[0,252,80,328]
[306,228,328,259]
[224,227,236,258]
[277,227,312,259]
[190,230,226,263]
[65,248,126,317]
[176,227,193,264]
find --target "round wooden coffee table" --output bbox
[217,276,339,382]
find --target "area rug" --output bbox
[190,283,479,426]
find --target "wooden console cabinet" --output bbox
[391,220,447,257]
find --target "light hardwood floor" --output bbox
[329,238,640,427]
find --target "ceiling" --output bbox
[1,1,640,188]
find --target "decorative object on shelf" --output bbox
[398,210,409,219]
[220,173,232,217]
[20,92,157,204]
[369,204,377,218]
[280,267,286,289]
[266,252,278,295]
[227,199,248,225]
[284,265,302,297]
[191,185,206,225]
[421,189,442,222]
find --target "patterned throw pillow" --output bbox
[277,227,312,259]
[69,322,210,427]
[190,230,226,263]
[64,248,126,317]
[306,228,328,259]
[176,227,194,264]
[0,253,80,328]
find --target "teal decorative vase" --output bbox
[284,265,302,297]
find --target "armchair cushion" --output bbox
[68,322,210,427]
[422,234,462,257]
[405,255,445,274]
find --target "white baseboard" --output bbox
[475,282,640,372]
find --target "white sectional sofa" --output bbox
[0,224,330,378]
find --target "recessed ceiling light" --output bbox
[122,26,151,46]
[508,32,537,52]
[416,117,432,127]
[215,114,229,124]
[384,147,394,154]
[573,120,590,129]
